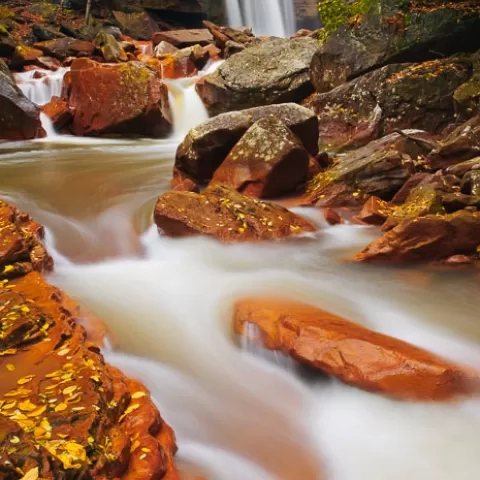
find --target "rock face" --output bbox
[154,184,316,242]
[354,211,480,264]
[233,297,477,401]
[311,1,480,92]
[304,58,473,153]
[306,132,416,207]
[210,116,310,198]
[0,60,45,141]
[175,103,318,183]
[67,58,172,137]
[196,38,317,115]
[0,272,179,479]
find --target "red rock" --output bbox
[34,38,95,61]
[353,211,480,264]
[323,207,343,225]
[233,297,478,401]
[154,184,316,242]
[41,96,72,131]
[444,254,474,265]
[357,196,391,226]
[210,116,310,199]
[152,29,213,48]
[68,58,172,137]
[157,54,197,79]
[171,167,200,193]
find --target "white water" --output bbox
[0,137,480,479]
[15,67,69,106]
[225,0,296,37]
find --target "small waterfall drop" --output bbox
[15,67,69,106]
[164,60,223,140]
[225,0,296,37]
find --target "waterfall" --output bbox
[14,67,69,106]
[225,0,297,38]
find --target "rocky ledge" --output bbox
[0,199,179,479]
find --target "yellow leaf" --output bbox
[131,391,147,399]
[10,435,20,444]
[0,348,17,356]
[28,405,47,417]
[20,467,38,480]
[57,348,70,356]
[18,399,37,411]
[17,374,35,385]
[123,403,140,415]
[55,403,67,412]
[62,386,77,396]
[6,363,15,371]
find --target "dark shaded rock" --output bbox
[442,192,480,212]
[0,60,45,141]
[210,116,310,199]
[203,20,254,50]
[196,38,317,115]
[113,10,159,40]
[304,58,472,153]
[154,184,316,242]
[11,45,43,67]
[32,24,64,41]
[0,33,16,57]
[33,37,95,61]
[175,103,318,183]
[461,170,480,196]
[67,58,172,137]
[306,132,416,207]
[311,1,480,92]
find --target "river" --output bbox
[2,63,480,479]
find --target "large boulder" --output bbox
[67,58,172,137]
[33,37,95,61]
[304,57,473,153]
[306,132,417,207]
[196,37,317,115]
[312,0,480,92]
[154,184,316,242]
[233,297,477,401]
[175,103,318,183]
[0,60,45,141]
[210,116,310,198]
[354,210,480,264]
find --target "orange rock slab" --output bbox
[233,297,478,401]
[0,272,179,479]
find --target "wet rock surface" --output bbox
[67,58,172,137]
[209,116,310,199]
[0,60,45,141]
[154,184,316,242]
[175,103,318,183]
[196,38,317,115]
[233,297,478,401]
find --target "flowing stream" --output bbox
[2,68,480,479]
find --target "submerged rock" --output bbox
[196,37,317,115]
[67,58,172,137]
[311,1,480,92]
[0,272,179,479]
[0,60,45,141]
[233,297,477,401]
[175,103,318,183]
[354,211,480,264]
[154,184,316,242]
[210,116,310,198]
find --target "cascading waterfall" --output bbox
[14,67,69,106]
[225,0,297,37]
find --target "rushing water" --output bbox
[3,62,480,479]
[225,0,296,37]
